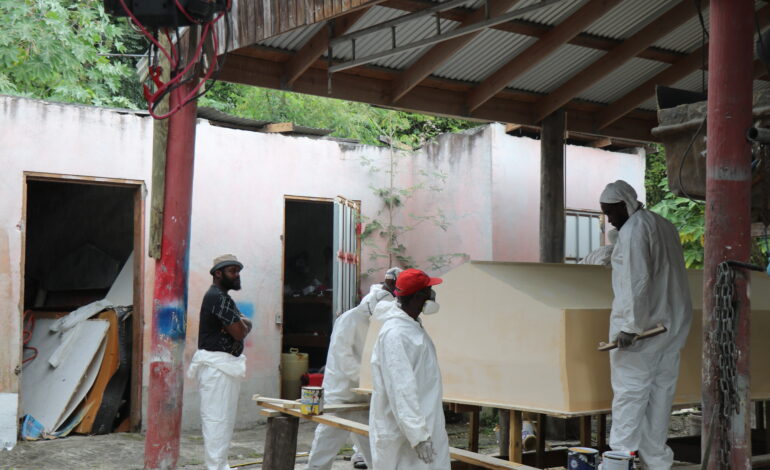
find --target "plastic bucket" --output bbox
[280,348,308,399]
[602,451,634,470]
[567,447,599,470]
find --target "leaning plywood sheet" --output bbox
[0,392,18,450]
[105,252,133,307]
[21,318,109,433]
[359,262,770,415]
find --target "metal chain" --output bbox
[711,261,740,468]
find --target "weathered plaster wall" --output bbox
[1,96,645,432]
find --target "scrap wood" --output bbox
[256,400,538,470]
[230,452,309,468]
[598,324,667,351]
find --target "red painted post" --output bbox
[143,83,198,470]
[702,1,754,469]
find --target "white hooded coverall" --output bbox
[602,180,692,470]
[306,284,393,470]
[579,229,618,266]
[369,301,451,470]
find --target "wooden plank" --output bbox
[580,415,592,447]
[469,407,480,453]
[258,401,538,469]
[505,123,523,133]
[391,0,521,103]
[263,122,295,133]
[263,415,299,470]
[466,0,620,112]
[130,185,145,431]
[509,410,523,463]
[539,109,566,263]
[219,51,657,142]
[534,0,697,122]
[149,35,171,259]
[74,310,120,434]
[535,414,545,468]
[254,395,370,412]
[598,413,607,451]
[589,137,613,148]
[260,408,284,418]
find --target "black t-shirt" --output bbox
[198,285,244,356]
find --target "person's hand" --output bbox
[616,331,637,349]
[414,438,435,464]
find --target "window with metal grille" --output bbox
[564,210,604,263]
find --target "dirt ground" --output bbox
[0,413,699,470]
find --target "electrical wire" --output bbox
[676,117,706,204]
[694,0,708,94]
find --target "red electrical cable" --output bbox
[22,310,37,365]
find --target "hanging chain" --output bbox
[711,261,740,468]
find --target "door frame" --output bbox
[21,171,146,431]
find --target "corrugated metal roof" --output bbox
[578,58,669,104]
[433,29,537,82]
[507,44,605,93]
[584,0,676,39]
[653,13,708,54]
[260,21,325,51]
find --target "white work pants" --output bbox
[610,349,681,470]
[198,363,242,470]
[307,410,371,470]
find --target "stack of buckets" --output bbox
[567,447,635,470]
[280,348,309,400]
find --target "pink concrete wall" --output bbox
[0,96,645,430]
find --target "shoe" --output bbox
[351,452,367,469]
[522,421,537,452]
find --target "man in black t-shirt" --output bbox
[188,254,252,470]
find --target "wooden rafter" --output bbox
[390,0,521,103]
[533,0,697,122]
[220,47,657,142]
[466,0,620,113]
[596,4,770,130]
[381,0,688,64]
[283,7,371,88]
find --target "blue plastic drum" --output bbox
[567,447,599,470]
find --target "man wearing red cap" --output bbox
[368,268,450,470]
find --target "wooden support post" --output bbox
[580,415,592,447]
[536,414,546,468]
[757,401,765,431]
[598,413,607,451]
[499,409,510,458]
[509,410,523,463]
[539,109,566,263]
[469,407,480,453]
[263,415,300,470]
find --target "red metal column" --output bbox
[144,83,198,470]
[702,1,755,469]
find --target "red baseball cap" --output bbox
[395,268,443,297]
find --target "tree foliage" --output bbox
[0,0,143,108]
[200,81,478,147]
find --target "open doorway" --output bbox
[20,174,144,436]
[280,196,360,398]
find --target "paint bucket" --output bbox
[567,447,599,470]
[300,386,324,415]
[280,348,308,399]
[601,450,635,470]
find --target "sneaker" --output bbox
[351,452,367,469]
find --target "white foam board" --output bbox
[21,318,109,433]
[106,252,133,307]
[0,393,18,450]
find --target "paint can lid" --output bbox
[602,451,635,459]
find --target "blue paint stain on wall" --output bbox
[157,305,187,340]
[237,302,254,320]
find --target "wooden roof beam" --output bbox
[381,0,687,64]
[533,0,698,123]
[220,50,657,142]
[390,0,521,104]
[596,5,770,130]
[283,7,371,88]
[466,0,620,113]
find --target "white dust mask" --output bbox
[422,300,440,315]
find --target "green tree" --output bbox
[0,0,143,108]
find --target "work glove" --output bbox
[415,438,435,464]
[616,331,638,349]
